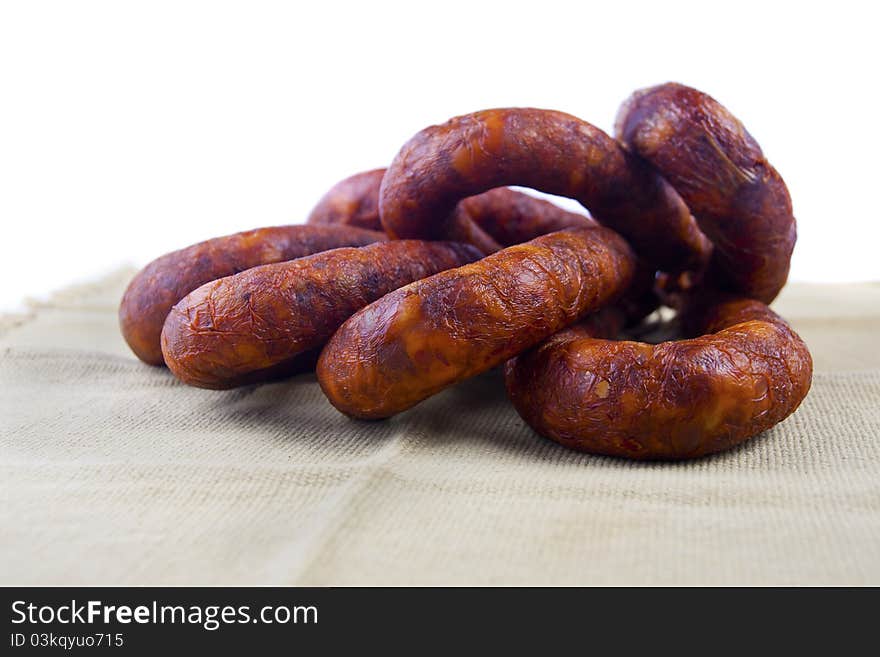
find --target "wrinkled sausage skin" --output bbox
[317,227,636,419]
[379,107,710,271]
[161,241,481,389]
[504,84,807,460]
[615,83,796,303]
[306,168,386,231]
[457,187,593,246]
[119,224,385,366]
[309,168,594,249]
[505,298,812,460]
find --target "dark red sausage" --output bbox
[457,187,593,246]
[120,224,385,365]
[615,82,796,303]
[306,168,386,231]
[502,84,808,460]
[307,168,594,249]
[379,107,710,270]
[505,297,812,460]
[317,227,636,419]
[161,240,481,389]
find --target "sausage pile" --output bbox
[120,82,812,460]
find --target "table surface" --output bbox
[2,270,878,585]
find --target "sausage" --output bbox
[118,89,810,463]
[615,82,795,303]
[457,189,658,322]
[305,167,499,252]
[120,224,385,366]
[307,168,593,248]
[160,240,482,389]
[504,297,812,460]
[306,168,386,231]
[504,83,807,459]
[457,187,593,246]
[379,107,710,271]
[317,227,636,419]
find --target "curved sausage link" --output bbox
[379,108,710,270]
[307,168,657,323]
[161,241,481,389]
[458,190,655,322]
[615,82,795,303]
[120,224,385,366]
[457,187,593,246]
[308,168,593,247]
[317,227,636,419]
[504,298,812,460]
[306,168,386,231]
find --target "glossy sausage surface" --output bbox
[120,224,385,365]
[458,187,593,246]
[379,107,710,270]
[307,169,594,249]
[505,83,805,459]
[306,168,386,231]
[317,227,636,419]
[161,240,481,389]
[505,297,812,459]
[616,83,795,302]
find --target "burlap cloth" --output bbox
[2,269,878,585]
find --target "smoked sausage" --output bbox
[615,82,795,302]
[504,297,812,459]
[306,169,386,231]
[307,168,594,248]
[317,227,636,419]
[502,83,808,459]
[161,240,481,389]
[120,224,385,365]
[457,187,593,246]
[379,107,710,271]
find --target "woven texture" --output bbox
[2,270,879,585]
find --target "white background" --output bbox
[1,0,877,311]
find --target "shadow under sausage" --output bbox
[199,372,403,456]
[383,365,783,468]
[388,367,554,452]
[193,364,781,469]
[195,365,512,455]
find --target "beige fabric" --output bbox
[1,270,879,585]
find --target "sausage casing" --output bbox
[505,298,812,459]
[161,240,481,389]
[306,168,386,231]
[120,224,385,365]
[458,187,593,246]
[317,227,636,419]
[379,108,709,270]
[616,83,795,302]
[308,168,595,251]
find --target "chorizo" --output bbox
[615,82,795,302]
[161,240,481,389]
[120,224,385,365]
[306,168,386,231]
[304,167,498,253]
[317,227,636,419]
[504,297,812,460]
[504,83,808,459]
[379,107,710,271]
[457,187,593,246]
[309,168,595,249]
